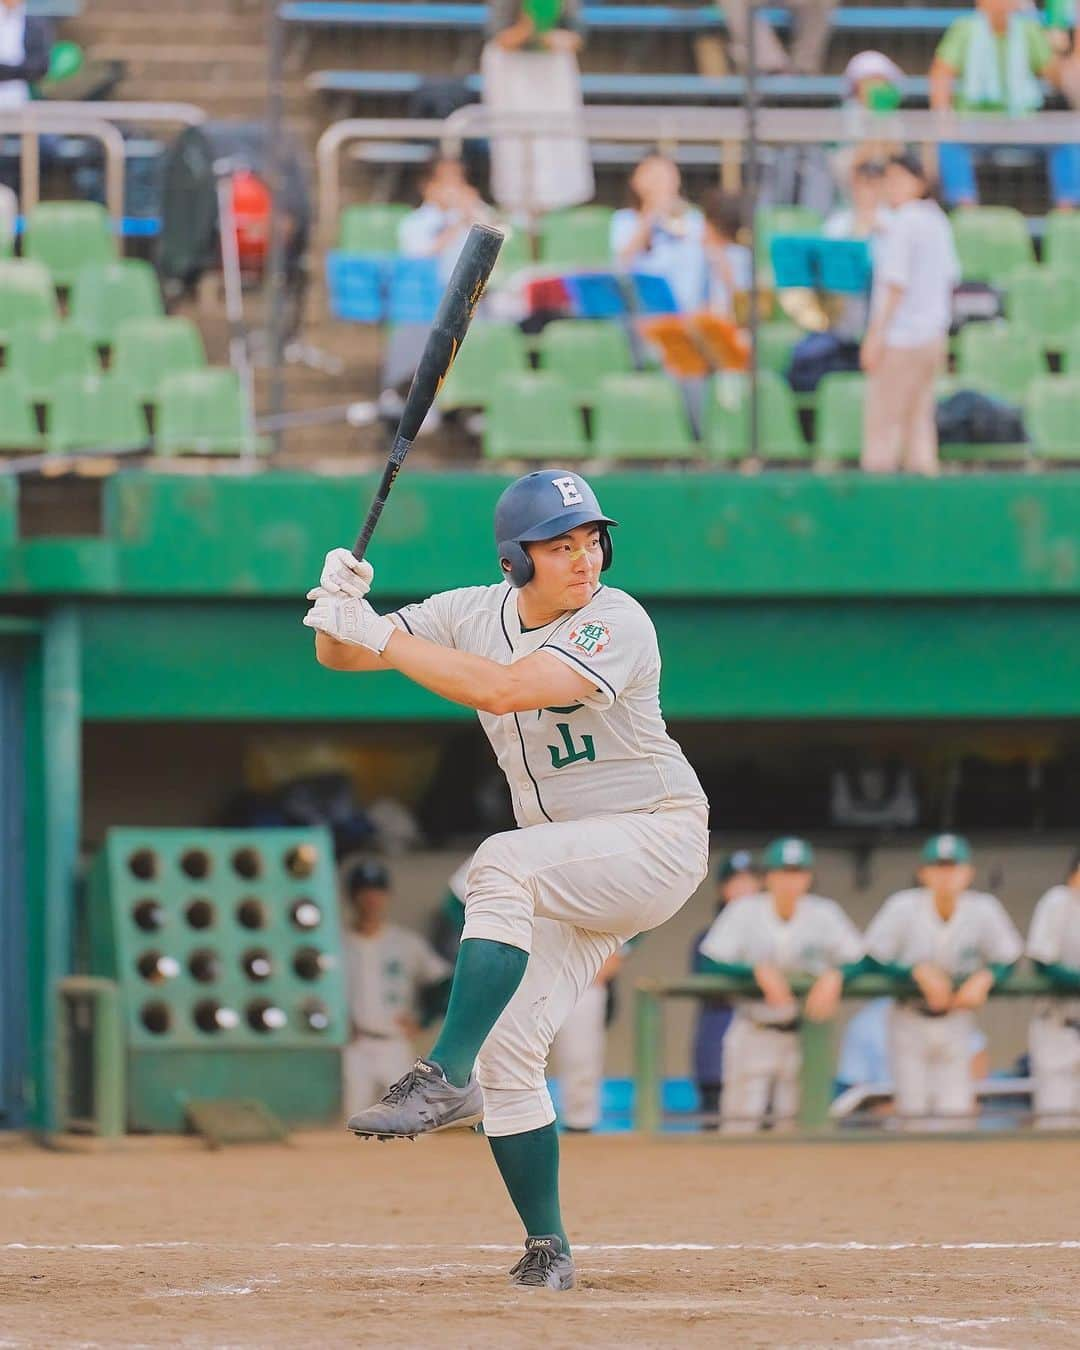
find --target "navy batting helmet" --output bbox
[494,470,617,588]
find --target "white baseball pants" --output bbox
[463,803,709,1136]
[721,1015,801,1133]
[890,1005,975,1129]
[1029,1015,1080,1129]
[549,981,609,1131]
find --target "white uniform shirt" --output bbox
[610,206,708,313]
[343,923,452,1038]
[865,888,1023,980]
[0,5,29,110]
[390,582,706,828]
[699,893,864,974]
[871,199,959,348]
[1027,885,1080,1018]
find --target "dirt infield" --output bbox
[2,1131,1078,1349]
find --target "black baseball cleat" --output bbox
[347,1058,483,1139]
[508,1235,576,1291]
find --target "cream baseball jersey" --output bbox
[390,582,706,827]
[699,893,863,975]
[344,923,451,1037]
[1027,886,1080,1016]
[865,889,1023,977]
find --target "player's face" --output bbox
[351,885,389,928]
[527,523,604,612]
[766,867,812,907]
[918,861,974,898]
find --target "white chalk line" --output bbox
[3,1239,1080,1254]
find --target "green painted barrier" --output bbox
[57,976,125,1138]
[633,972,1058,1134]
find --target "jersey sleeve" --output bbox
[864,895,907,965]
[980,896,1024,966]
[1027,889,1065,964]
[540,596,658,710]
[389,586,495,650]
[698,905,749,967]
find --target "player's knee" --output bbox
[479,1083,556,1136]
[462,834,536,946]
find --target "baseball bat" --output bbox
[352,223,505,560]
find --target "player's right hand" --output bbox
[912,962,953,1013]
[312,548,374,601]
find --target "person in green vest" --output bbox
[929,0,1080,207]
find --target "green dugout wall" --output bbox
[2,471,1080,1130]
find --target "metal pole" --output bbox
[745,0,761,460]
[633,984,662,1134]
[215,168,258,461]
[265,1,288,455]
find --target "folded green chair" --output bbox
[483,372,588,460]
[705,369,808,461]
[956,322,1044,404]
[0,260,59,341]
[5,321,97,402]
[0,372,44,451]
[155,368,263,456]
[1006,266,1080,353]
[539,207,615,267]
[1063,325,1080,377]
[70,260,165,346]
[24,200,115,288]
[538,320,633,404]
[338,203,410,254]
[590,372,696,458]
[815,372,865,463]
[1025,375,1080,460]
[45,373,147,454]
[437,321,529,409]
[111,317,207,402]
[951,207,1033,284]
[1043,212,1080,279]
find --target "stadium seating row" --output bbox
[0,200,119,286]
[0,369,261,457]
[0,259,164,346]
[472,368,1080,462]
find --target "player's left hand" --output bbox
[302,594,395,653]
[950,968,994,1011]
[309,547,374,601]
[804,967,843,1022]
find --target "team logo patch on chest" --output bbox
[567,620,611,657]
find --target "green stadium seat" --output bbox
[155,368,262,456]
[815,372,865,463]
[754,319,802,377]
[0,372,44,452]
[6,321,98,403]
[338,203,410,254]
[1026,375,1080,460]
[1063,325,1080,376]
[951,207,1033,284]
[591,372,696,458]
[69,260,165,346]
[0,259,59,339]
[956,322,1044,403]
[491,224,533,279]
[111,317,207,402]
[1006,266,1080,352]
[437,321,528,409]
[45,373,147,454]
[538,319,633,403]
[539,206,615,267]
[705,369,808,461]
[483,371,587,460]
[24,200,115,287]
[1043,212,1080,278]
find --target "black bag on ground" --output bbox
[787,332,861,392]
[935,390,1027,444]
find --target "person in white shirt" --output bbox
[860,152,960,475]
[0,1,50,112]
[398,156,496,285]
[864,833,1023,1130]
[610,155,707,313]
[697,836,863,1133]
[1026,853,1080,1128]
[341,860,453,1118]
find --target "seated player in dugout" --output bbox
[863,833,1023,1131]
[304,470,709,1291]
[1026,851,1080,1130]
[696,837,864,1133]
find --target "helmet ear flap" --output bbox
[600,526,613,572]
[499,541,534,588]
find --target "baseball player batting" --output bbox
[303,469,709,1290]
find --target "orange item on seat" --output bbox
[691,313,750,371]
[231,170,272,272]
[637,316,710,377]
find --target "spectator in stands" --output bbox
[611,154,707,312]
[691,850,761,1129]
[823,160,892,337]
[0,0,50,111]
[930,0,1080,209]
[399,156,496,285]
[861,152,959,475]
[483,0,594,215]
[701,190,752,321]
[1025,852,1080,1128]
[721,0,836,76]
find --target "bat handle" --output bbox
[353,433,413,561]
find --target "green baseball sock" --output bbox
[427,938,528,1087]
[488,1123,570,1254]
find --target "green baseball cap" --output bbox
[921,833,972,865]
[763,837,815,870]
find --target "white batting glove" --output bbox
[302,595,395,654]
[308,547,373,601]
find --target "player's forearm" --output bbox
[314,631,388,672]
[381,628,518,713]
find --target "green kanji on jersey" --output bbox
[547,721,596,769]
[570,621,610,656]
